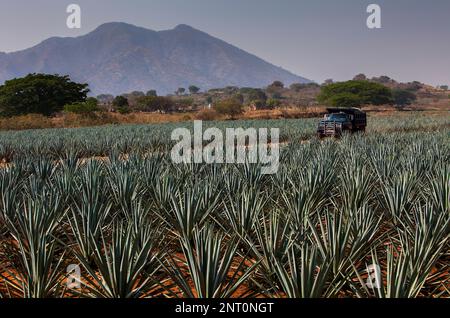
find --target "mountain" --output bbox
[0,22,311,95]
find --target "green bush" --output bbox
[215,98,244,119]
[136,96,175,113]
[252,100,267,110]
[267,98,281,109]
[64,98,99,114]
[176,98,194,109]
[113,96,130,114]
[392,89,417,108]
[146,90,157,97]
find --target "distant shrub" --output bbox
[252,100,267,110]
[306,83,320,88]
[96,94,114,104]
[404,81,423,91]
[353,73,367,81]
[131,91,145,97]
[175,87,186,96]
[113,96,130,113]
[136,96,175,113]
[240,88,267,104]
[290,83,319,91]
[371,75,394,84]
[392,89,417,108]
[290,83,306,92]
[267,98,282,109]
[146,90,157,97]
[196,109,220,121]
[269,81,284,89]
[176,98,194,109]
[271,92,283,100]
[117,107,131,114]
[188,85,200,94]
[215,98,244,119]
[64,97,99,114]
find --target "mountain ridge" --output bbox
[0,22,311,95]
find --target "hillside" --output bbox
[0,22,311,95]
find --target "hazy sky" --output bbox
[0,0,449,85]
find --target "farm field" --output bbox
[0,112,449,298]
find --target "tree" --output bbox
[0,73,89,116]
[176,88,186,96]
[439,85,448,91]
[215,98,244,119]
[146,90,157,97]
[188,85,200,94]
[392,89,417,108]
[323,79,334,85]
[113,96,130,113]
[317,80,393,108]
[326,93,363,108]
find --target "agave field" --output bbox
[0,112,448,298]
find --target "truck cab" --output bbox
[317,108,367,138]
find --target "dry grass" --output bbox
[0,102,448,131]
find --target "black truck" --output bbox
[317,108,367,138]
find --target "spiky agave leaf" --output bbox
[66,161,112,263]
[1,197,67,298]
[244,209,296,297]
[221,186,268,238]
[0,167,22,223]
[380,171,420,227]
[107,162,144,218]
[352,204,449,298]
[164,225,259,298]
[74,221,165,298]
[307,205,386,294]
[426,164,449,215]
[162,183,221,240]
[272,243,334,298]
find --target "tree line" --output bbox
[0,73,436,118]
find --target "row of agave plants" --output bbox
[0,112,448,162]
[0,131,448,298]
